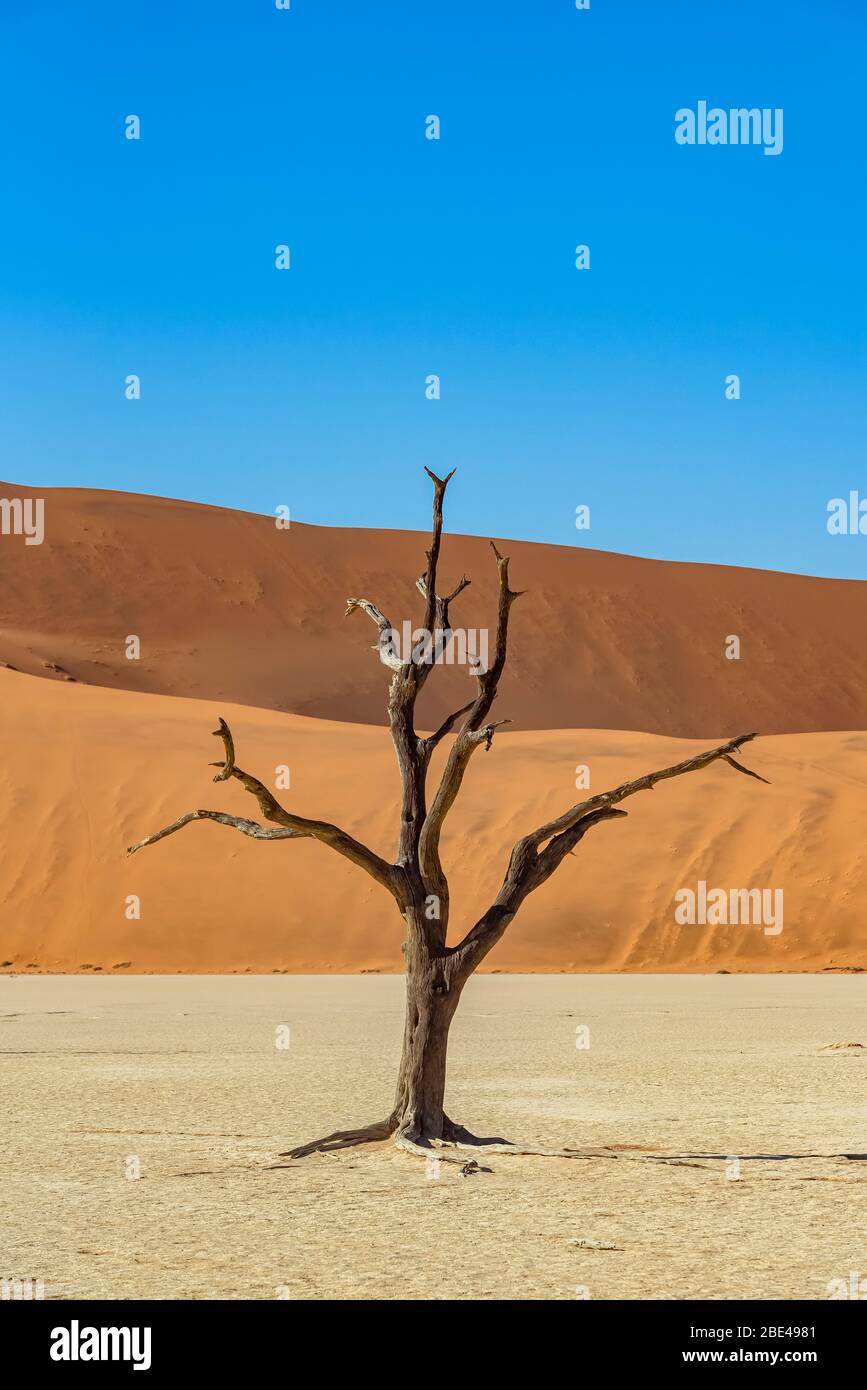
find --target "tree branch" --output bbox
[468,718,512,751]
[414,573,472,668]
[346,472,464,683]
[419,541,524,895]
[127,811,300,855]
[129,718,405,903]
[386,469,466,875]
[420,467,455,642]
[415,571,471,615]
[418,700,476,761]
[452,732,767,974]
[345,597,404,672]
[211,717,235,780]
[522,732,764,848]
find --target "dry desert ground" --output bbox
[1,973,865,1301]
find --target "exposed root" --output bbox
[441,1117,510,1145]
[281,1111,628,1166]
[278,1114,728,1169]
[394,1118,622,1165]
[276,1114,862,1173]
[447,1140,622,1160]
[394,1131,491,1167]
[279,1117,396,1160]
[438,1115,622,1160]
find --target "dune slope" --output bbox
[0,668,863,973]
[1,482,865,736]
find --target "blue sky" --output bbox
[1,0,865,578]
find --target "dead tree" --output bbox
[128,469,767,1163]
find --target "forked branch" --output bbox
[419,700,476,762]
[419,540,524,891]
[420,466,455,642]
[127,718,404,903]
[523,732,766,849]
[453,732,768,973]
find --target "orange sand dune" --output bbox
[0,668,863,974]
[1,482,865,737]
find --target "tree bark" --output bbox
[391,941,463,1141]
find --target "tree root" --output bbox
[436,1115,623,1160]
[278,1113,639,1166]
[447,1141,622,1160]
[393,1131,491,1167]
[278,1116,396,1160]
[275,1114,862,1172]
[436,1138,622,1160]
[441,1117,510,1145]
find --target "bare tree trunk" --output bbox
[391,938,462,1141]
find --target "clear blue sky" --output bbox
[1,0,865,578]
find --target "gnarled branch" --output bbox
[418,540,524,897]
[345,597,404,672]
[522,732,764,849]
[417,700,474,761]
[128,717,405,903]
[211,717,235,780]
[419,467,455,643]
[453,733,767,975]
[128,811,300,855]
[415,572,472,666]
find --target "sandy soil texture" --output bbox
[1,667,865,974]
[1,974,864,1301]
[1,480,865,737]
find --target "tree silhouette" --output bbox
[128,469,766,1163]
